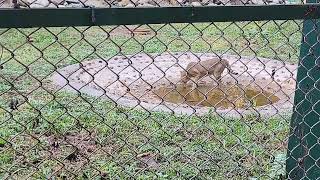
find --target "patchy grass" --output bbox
[0,21,299,179]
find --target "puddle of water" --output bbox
[153,84,280,109]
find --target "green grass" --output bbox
[0,21,300,179]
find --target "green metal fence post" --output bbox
[286,1,320,179]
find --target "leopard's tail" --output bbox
[223,59,238,75]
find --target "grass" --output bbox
[0,20,300,179]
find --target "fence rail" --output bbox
[1,5,320,28]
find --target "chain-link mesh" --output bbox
[0,2,319,179]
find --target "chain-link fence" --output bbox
[0,2,319,180]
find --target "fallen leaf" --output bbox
[137,152,160,169]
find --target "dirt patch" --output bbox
[50,52,297,118]
[4,131,115,178]
[109,25,154,36]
